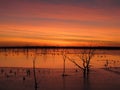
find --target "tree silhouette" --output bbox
[61,49,67,77]
[67,48,95,77]
[33,53,38,90]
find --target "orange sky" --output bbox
[0,0,120,46]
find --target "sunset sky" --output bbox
[0,0,120,46]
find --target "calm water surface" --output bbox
[0,48,120,68]
[0,48,120,90]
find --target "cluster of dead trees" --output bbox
[32,48,95,90]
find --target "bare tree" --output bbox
[61,49,67,76]
[33,53,38,90]
[67,48,95,77]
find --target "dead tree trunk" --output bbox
[63,57,66,76]
[62,51,67,77]
[33,56,38,90]
[67,48,95,78]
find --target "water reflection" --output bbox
[0,48,120,90]
[83,72,91,90]
[62,77,66,90]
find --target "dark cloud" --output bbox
[0,0,120,7]
[25,0,120,8]
[0,0,120,14]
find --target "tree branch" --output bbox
[67,57,84,70]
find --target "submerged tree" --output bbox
[33,53,38,90]
[61,49,67,77]
[67,48,95,77]
[104,60,110,69]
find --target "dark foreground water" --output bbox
[0,68,120,90]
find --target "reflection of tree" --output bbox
[33,51,38,90]
[62,76,66,90]
[83,74,90,90]
[33,56,38,90]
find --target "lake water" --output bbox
[0,48,120,68]
[0,48,120,90]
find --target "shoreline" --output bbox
[0,46,120,50]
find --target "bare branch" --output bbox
[67,57,84,70]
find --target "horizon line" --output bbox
[0,46,120,50]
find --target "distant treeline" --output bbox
[0,46,120,50]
